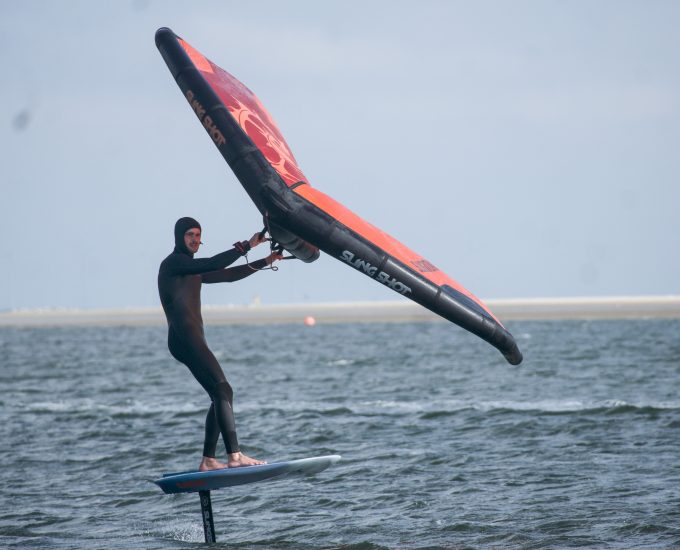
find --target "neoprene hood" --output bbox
[174,217,201,255]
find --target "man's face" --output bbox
[184,228,201,254]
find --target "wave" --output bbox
[238,398,680,417]
[476,399,680,415]
[22,398,204,417]
[19,396,680,420]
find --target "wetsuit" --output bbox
[158,217,269,458]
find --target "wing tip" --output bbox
[155,27,179,49]
[503,344,523,366]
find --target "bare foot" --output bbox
[199,456,229,471]
[227,451,267,468]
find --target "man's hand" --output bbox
[248,232,266,249]
[266,252,284,266]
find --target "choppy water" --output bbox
[1,319,679,549]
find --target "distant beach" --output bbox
[1,295,679,327]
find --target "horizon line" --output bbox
[1,295,679,327]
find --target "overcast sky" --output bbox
[1,1,678,310]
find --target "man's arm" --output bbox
[166,233,267,277]
[166,247,246,277]
[202,253,283,284]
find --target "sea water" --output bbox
[1,319,679,549]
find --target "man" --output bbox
[158,216,281,470]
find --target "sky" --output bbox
[1,1,679,310]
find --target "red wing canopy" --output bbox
[179,37,307,187]
[155,27,523,365]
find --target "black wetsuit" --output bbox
[158,217,268,458]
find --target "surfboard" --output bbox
[154,455,341,494]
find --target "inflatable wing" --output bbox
[155,28,523,365]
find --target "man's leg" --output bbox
[198,403,229,471]
[184,344,265,468]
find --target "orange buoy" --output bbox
[304,316,316,327]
